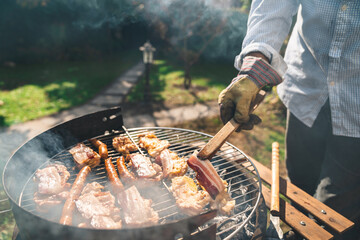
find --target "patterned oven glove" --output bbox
[218,56,282,131]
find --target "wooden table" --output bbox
[249,157,354,240]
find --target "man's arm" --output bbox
[236,0,299,76]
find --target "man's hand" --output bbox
[218,55,282,131]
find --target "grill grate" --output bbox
[18,127,262,239]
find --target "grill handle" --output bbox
[197,90,266,160]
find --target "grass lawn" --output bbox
[126,58,238,106]
[0,50,140,127]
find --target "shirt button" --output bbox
[330,81,335,86]
[341,4,348,11]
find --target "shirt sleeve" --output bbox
[235,0,300,76]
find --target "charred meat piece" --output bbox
[117,156,136,184]
[155,149,187,178]
[170,176,211,216]
[126,153,160,179]
[138,132,170,157]
[187,151,225,199]
[117,185,159,227]
[33,164,71,212]
[89,138,108,159]
[75,182,122,229]
[69,143,101,169]
[112,136,138,155]
[34,164,70,195]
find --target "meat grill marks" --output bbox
[126,153,163,181]
[118,185,159,228]
[33,164,71,212]
[187,152,225,199]
[69,143,101,169]
[117,156,136,184]
[112,136,138,155]
[75,182,122,229]
[170,176,211,216]
[155,149,187,179]
[138,132,170,157]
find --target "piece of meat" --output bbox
[60,165,91,225]
[75,182,122,229]
[89,138,108,159]
[187,151,225,199]
[91,215,122,229]
[155,149,187,178]
[210,189,235,216]
[112,136,138,155]
[138,132,170,157]
[126,153,159,179]
[69,143,101,169]
[81,181,104,195]
[105,157,124,193]
[116,156,136,184]
[33,190,69,212]
[117,185,159,227]
[34,164,70,195]
[170,176,211,216]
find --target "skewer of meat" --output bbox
[60,165,91,225]
[104,157,124,193]
[89,138,108,159]
[116,156,136,184]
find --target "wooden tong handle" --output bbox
[197,90,266,160]
[270,141,280,216]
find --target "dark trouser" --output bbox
[285,100,360,239]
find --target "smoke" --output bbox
[50,0,248,59]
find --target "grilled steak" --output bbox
[117,185,159,227]
[69,143,101,169]
[112,136,137,155]
[75,182,121,229]
[34,164,70,195]
[138,132,170,157]
[155,149,187,178]
[170,176,211,216]
[126,153,159,178]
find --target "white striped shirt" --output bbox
[236,0,360,138]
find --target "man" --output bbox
[218,1,360,239]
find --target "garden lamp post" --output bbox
[140,41,156,102]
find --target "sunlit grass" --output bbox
[126,58,237,105]
[0,51,140,126]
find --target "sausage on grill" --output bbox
[89,138,108,160]
[117,156,136,184]
[60,165,91,225]
[105,157,124,193]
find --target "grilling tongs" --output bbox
[197,90,266,160]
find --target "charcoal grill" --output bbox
[2,107,266,240]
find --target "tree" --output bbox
[144,0,230,89]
